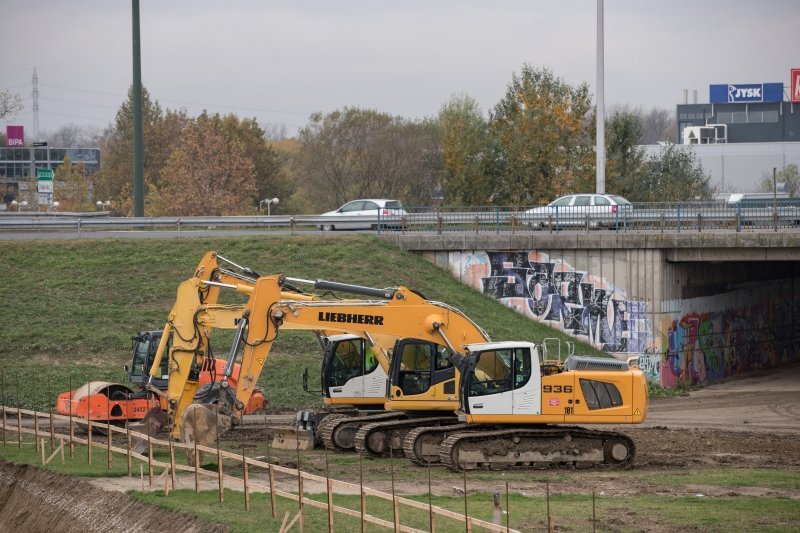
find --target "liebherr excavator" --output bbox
[171,274,648,470]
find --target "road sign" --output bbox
[37,193,52,205]
[37,180,53,193]
[36,168,54,180]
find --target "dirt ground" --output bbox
[1,363,798,531]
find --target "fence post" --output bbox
[1,370,5,446]
[463,468,470,533]
[33,374,39,454]
[359,452,366,533]
[268,443,277,519]
[737,203,742,232]
[325,448,333,532]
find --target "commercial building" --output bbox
[0,141,99,210]
[644,71,800,193]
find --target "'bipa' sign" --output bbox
[5,125,24,147]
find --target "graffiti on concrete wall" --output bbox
[450,251,649,356]
[660,280,799,388]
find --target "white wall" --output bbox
[642,142,800,193]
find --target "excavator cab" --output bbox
[390,339,457,406]
[319,334,386,406]
[127,331,170,389]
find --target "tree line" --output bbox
[2,65,714,215]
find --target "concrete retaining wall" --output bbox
[384,232,800,387]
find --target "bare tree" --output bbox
[262,122,288,140]
[640,107,675,144]
[0,90,23,121]
[45,123,103,147]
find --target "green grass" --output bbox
[0,235,605,410]
[132,487,800,533]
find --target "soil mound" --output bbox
[0,460,227,533]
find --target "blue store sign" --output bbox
[710,83,783,103]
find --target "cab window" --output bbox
[328,339,362,386]
[398,342,432,395]
[469,350,511,396]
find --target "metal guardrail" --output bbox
[1,201,799,234]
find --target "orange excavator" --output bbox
[55,252,273,429]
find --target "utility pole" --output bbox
[132,0,145,217]
[596,0,605,194]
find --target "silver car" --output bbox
[318,199,407,231]
[524,194,633,229]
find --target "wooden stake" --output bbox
[325,447,333,532]
[169,438,176,489]
[1,370,5,446]
[194,403,199,493]
[592,490,596,533]
[359,452,366,533]
[506,481,510,532]
[48,375,54,452]
[16,376,22,449]
[216,405,223,504]
[428,460,435,533]
[126,426,132,476]
[40,438,45,465]
[241,430,249,511]
[268,442,276,518]
[148,432,154,486]
[492,490,502,526]
[87,380,92,464]
[546,480,552,533]
[68,375,74,458]
[107,407,112,471]
[296,438,304,532]
[463,468,470,533]
[391,446,399,532]
[33,374,39,453]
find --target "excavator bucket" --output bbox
[180,403,233,466]
[128,406,169,454]
[269,426,315,451]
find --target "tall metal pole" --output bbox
[596,0,606,194]
[132,0,145,217]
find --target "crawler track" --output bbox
[403,422,473,465]
[354,416,459,458]
[319,412,406,452]
[439,426,635,471]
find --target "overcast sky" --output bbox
[2,0,798,139]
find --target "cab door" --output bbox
[466,349,513,416]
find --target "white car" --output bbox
[318,199,407,231]
[524,194,633,229]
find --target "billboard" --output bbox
[5,125,24,147]
[792,69,800,103]
[709,83,783,103]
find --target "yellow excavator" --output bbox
[165,274,648,470]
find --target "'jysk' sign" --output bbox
[710,83,783,103]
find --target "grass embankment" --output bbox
[0,235,603,410]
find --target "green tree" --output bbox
[438,94,490,205]
[755,164,800,198]
[635,145,713,202]
[150,118,256,215]
[604,109,646,197]
[487,65,595,206]
[95,86,189,214]
[53,157,92,211]
[198,112,292,209]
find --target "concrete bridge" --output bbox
[382,231,800,388]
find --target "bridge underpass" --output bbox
[382,231,800,388]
